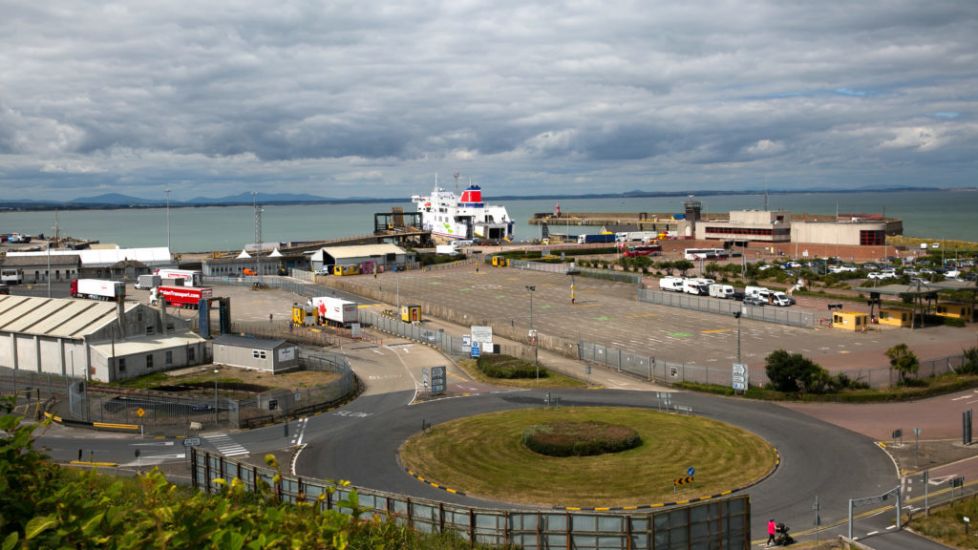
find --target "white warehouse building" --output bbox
[0,295,207,383]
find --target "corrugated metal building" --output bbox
[201,249,310,277]
[0,254,82,283]
[0,295,207,382]
[310,244,412,273]
[212,335,298,373]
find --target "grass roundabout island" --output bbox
[400,407,778,507]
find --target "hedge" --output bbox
[522,421,642,457]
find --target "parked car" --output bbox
[743,295,767,306]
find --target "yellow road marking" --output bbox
[701,329,730,334]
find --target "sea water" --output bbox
[1,190,975,252]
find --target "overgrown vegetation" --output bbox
[678,373,978,403]
[764,350,867,394]
[0,398,489,549]
[522,421,642,457]
[477,354,548,379]
[910,493,978,548]
[886,343,921,385]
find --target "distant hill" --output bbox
[187,192,331,204]
[70,193,165,206]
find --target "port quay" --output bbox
[2,192,978,550]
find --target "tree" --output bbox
[886,343,919,384]
[673,260,694,276]
[764,349,832,393]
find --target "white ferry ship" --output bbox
[412,181,514,242]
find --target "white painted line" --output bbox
[866,530,879,536]
[886,525,896,530]
[295,417,309,447]
[131,441,175,446]
[290,443,307,477]
[953,395,973,401]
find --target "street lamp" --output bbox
[526,285,538,378]
[733,310,742,364]
[213,368,219,423]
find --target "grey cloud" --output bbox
[0,0,976,199]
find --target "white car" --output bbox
[868,271,897,280]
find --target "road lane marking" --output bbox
[202,432,249,457]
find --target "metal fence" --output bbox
[577,341,760,388]
[637,288,821,328]
[191,449,751,550]
[361,310,535,361]
[2,346,357,431]
[508,260,643,285]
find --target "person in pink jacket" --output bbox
[767,519,777,545]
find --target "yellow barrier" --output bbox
[92,422,140,431]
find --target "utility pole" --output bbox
[254,192,263,286]
[526,285,537,377]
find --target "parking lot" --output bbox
[338,264,976,373]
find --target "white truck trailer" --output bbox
[71,279,125,301]
[310,296,359,326]
[136,274,162,290]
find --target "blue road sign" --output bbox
[687,466,695,477]
[471,345,481,358]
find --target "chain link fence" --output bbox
[637,288,821,328]
[192,449,751,550]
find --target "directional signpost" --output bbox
[431,366,446,396]
[731,363,748,393]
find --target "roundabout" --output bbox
[399,406,778,507]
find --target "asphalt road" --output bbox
[24,276,953,548]
[295,384,897,539]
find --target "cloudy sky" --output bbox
[1,1,976,201]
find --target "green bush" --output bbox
[477,354,547,379]
[764,349,832,393]
[0,399,487,550]
[886,343,920,385]
[961,347,978,375]
[522,421,642,457]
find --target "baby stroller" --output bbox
[773,522,795,546]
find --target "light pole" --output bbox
[213,368,219,423]
[165,189,171,253]
[734,310,743,363]
[526,285,537,378]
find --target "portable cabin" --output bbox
[935,303,973,321]
[877,308,911,328]
[832,311,869,332]
[400,304,422,323]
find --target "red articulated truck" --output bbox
[150,286,212,309]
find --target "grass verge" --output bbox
[457,358,588,388]
[400,407,776,507]
[909,494,978,548]
[677,373,978,403]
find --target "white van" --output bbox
[709,284,735,299]
[770,292,792,307]
[683,278,708,295]
[659,276,684,292]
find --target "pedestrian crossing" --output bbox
[202,432,249,457]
